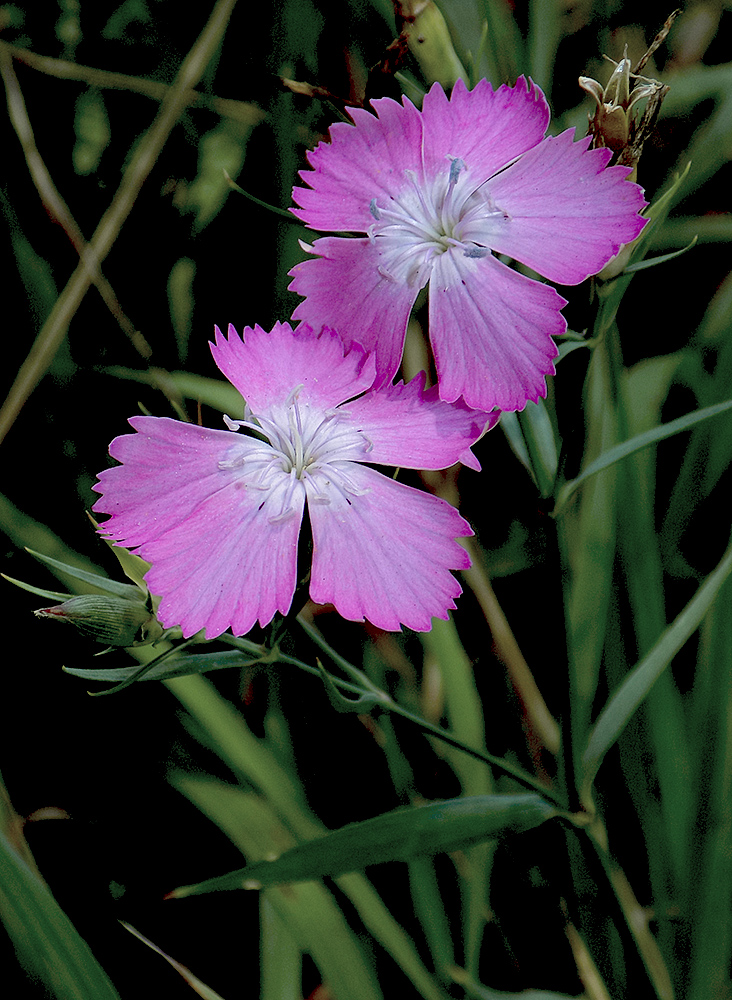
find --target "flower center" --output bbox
[219,388,371,522]
[367,157,508,287]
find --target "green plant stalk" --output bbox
[0,0,240,446]
[421,616,493,978]
[583,530,732,789]
[686,576,732,1000]
[163,671,448,1000]
[295,617,563,805]
[559,323,620,800]
[0,777,121,1000]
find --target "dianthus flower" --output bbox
[92,322,494,639]
[288,77,648,412]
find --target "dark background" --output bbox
[1,2,730,996]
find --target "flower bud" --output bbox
[34,595,163,647]
[579,48,667,182]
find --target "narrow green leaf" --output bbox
[166,673,450,1000]
[554,399,732,515]
[172,777,384,1000]
[582,533,732,790]
[64,649,256,684]
[260,897,301,1000]
[560,332,620,779]
[1,573,71,602]
[687,576,732,1000]
[119,922,227,1000]
[528,0,562,94]
[408,856,455,977]
[26,548,142,599]
[623,236,697,273]
[169,794,556,897]
[556,338,590,361]
[616,355,693,901]
[0,831,121,1000]
[592,164,692,340]
[225,170,306,222]
[421,616,492,976]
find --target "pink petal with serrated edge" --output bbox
[307,465,471,632]
[92,416,303,639]
[93,417,256,544]
[291,98,426,232]
[210,321,375,412]
[344,372,496,471]
[479,130,648,284]
[429,253,566,412]
[420,76,550,181]
[139,474,303,639]
[289,237,420,386]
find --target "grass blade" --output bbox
[582,533,732,791]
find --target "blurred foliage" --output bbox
[1,1,732,999]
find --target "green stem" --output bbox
[294,616,565,807]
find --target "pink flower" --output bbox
[288,77,647,412]
[92,322,494,639]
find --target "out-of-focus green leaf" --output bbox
[554,398,732,515]
[260,897,301,1000]
[0,495,100,589]
[169,793,556,896]
[102,0,151,41]
[0,828,121,1000]
[421,615,492,977]
[182,120,254,230]
[166,673,449,1000]
[106,367,244,415]
[172,776,384,1000]
[686,576,732,1000]
[528,0,562,95]
[167,257,196,363]
[652,214,732,250]
[668,94,732,205]
[277,0,324,73]
[73,88,110,175]
[582,533,732,791]
[450,965,579,1000]
[470,0,523,86]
